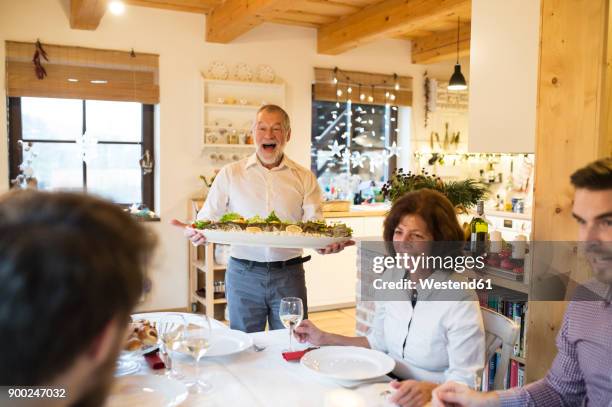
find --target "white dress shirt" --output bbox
[366,270,485,388]
[197,153,323,262]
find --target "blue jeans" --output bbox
[225,257,308,333]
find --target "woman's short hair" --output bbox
[383,189,465,258]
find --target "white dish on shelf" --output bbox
[105,375,188,407]
[301,346,395,381]
[232,63,253,81]
[206,61,229,80]
[256,64,275,83]
[194,229,351,249]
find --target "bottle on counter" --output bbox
[470,200,489,255]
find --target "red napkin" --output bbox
[144,349,166,370]
[282,347,318,362]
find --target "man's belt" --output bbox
[229,256,311,269]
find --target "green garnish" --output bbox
[247,215,265,224]
[219,212,244,223]
[265,210,281,223]
[192,220,211,229]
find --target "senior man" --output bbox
[174,104,351,332]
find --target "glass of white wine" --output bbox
[279,297,304,352]
[158,313,187,379]
[181,315,213,394]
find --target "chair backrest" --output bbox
[480,307,520,390]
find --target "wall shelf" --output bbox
[202,144,256,149]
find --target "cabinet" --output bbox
[304,215,385,310]
[467,0,540,153]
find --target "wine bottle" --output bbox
[470,201,488,255]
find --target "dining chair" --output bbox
[481,307,520,390]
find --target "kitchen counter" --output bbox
[323,204,390,219]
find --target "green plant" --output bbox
[381,169,488,211]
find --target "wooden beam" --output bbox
[124,0,221,14]
[205,0,293,43]
[70,0,109,30]
[411,22,471,64]
[526,0,611,383]
[317,0,471,55]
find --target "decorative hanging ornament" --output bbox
[386,141,401,158]
[350,151,366,169]
[328,140,345,157]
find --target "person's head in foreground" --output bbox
[0,190,156,406]
[253,104,291,168]
[431,156,612,407]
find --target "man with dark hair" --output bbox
[0,190,156,406]
[432,157,612,407]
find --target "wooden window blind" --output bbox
[313,67,412,107]
[5,41,159,104]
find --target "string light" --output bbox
[368,85,374,103]
[394,73,400,91]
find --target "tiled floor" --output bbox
[308,307,356,337]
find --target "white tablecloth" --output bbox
[129,328,392,407]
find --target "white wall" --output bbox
[468,0,540,153]
[0,0,452,310]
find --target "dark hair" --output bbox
[570,157,612,190]
[0,191,156,385]
[383,189,464,257]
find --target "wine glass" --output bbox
[181,327,212,394]
[279,297,304,351]
[158,313,187,379]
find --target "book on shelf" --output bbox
[477,290,528,359]
[482,352,525,391]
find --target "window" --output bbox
[311,100,398,200]
[8,97,154,209]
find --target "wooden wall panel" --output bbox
[527,0,611,383]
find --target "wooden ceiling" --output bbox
[70,0,471,64]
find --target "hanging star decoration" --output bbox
[369,154,384,173]
[328,140,345,157]
[350,151,366,169]
[386,141,400,158]
[340,149,351,164]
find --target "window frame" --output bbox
[7,97,155,211]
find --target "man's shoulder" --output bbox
[220,157,250,175]
[284,156,315,178]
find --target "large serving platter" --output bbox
[194,229,351,249]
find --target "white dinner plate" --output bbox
[301,346,395,381]
[174,328,253,358]
[105,375,187,407]
[197,229,351,249]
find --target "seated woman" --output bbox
[295,189,485,407]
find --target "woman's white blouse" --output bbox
[365,271,485,388]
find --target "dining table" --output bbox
[111,320,396,407]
